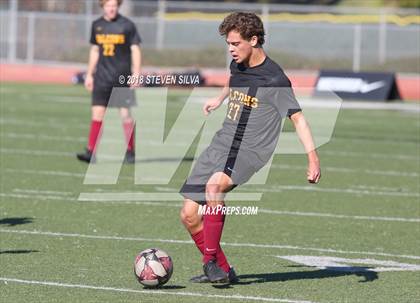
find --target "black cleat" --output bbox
[124,150,135,164]
[227,267,239,283]
[190,267,238,284]
[190,274,210,283]
[203,260,229,283]
[76,148,96,163]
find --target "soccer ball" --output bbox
[134,248,173,287]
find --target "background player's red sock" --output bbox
[203,205,226,266]
[87,120,102,152]
[123,120,135,151]
[191,229,230,273]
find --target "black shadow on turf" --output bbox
[143,285,186,290]
[0,217,34,226]
[0,249,39,254]
[234,267,378,285]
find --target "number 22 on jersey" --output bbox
[103,43,115,56]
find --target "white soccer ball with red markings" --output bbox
[134,248,173,287]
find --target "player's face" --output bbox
[226,30,256,64]
[103,0,119,20]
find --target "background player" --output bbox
[180,12,321,284]
[77,0,141,163]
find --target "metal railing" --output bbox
[1,0,419,72]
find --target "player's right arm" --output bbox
[290,111,321,184]
[203,80,229,115]
[85,45,100,92]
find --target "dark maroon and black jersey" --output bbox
[90,14,141,87]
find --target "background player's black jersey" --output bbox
[90,14,141,87]
[210,56,302,170]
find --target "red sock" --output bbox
[216,245,230,273]
[87,120,102,152]
[203,205,225,265]
[191,229,205,255]
[191,229,230,273]
[123,121,135,151]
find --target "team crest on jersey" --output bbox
[97,26,102,31]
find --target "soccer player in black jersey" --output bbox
[77,0,141,164]
[180,12,321,283]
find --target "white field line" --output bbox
[0,119,196,135]
[81,199,420,223]
[240,185,420,198]
[0,148,74,157]
[0,118,87,129]
[12,189,74,196]
[2,190,420,223]
[2,148,418,179]
[3,120,418,148]
[271,164,419,178]
[4,168,133,181]
[4,164,419,198]
[4,158,419,181]
[320,150,418,161]
[1,147,419,184]
[275,255,420,272]
[7,131,419,162]
[1,228,420,261]
[0,278,313,303]
[1,130,419,161]
[77,192,262,202]
[3,116,418,147]
[0,193,73,201]
[1,132,189,147]
[0,148,125,161]
[257,209,420,223]
[331,136,418,146]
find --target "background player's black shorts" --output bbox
[92,85,136,108]
[179,146,257,205]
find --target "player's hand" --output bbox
[84,74,94,92]
[203,97,223,116]
[307,160,321,184]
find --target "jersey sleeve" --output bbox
[89,23,97,45]
[128,21,141,45]
[272,77,302,118]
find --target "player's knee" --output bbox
[180,207,200,229]
[205,183,226,203]
[91,107,106,121]
[206,183,221,196]
[119,108,132,121]
[91,113,104,121]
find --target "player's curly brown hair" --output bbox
[219,12,265,45]
[99,0,123,7]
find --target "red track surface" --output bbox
[1,63,418,101]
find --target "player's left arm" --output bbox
[289,111,321,184]
[130,44,142,88]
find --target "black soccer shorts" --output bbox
[92,85,136,108]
